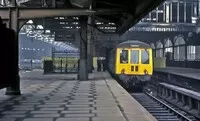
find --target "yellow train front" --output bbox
[108,40,153,90]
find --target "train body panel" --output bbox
[115,48,153,75]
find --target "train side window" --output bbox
[131,50,139,64]
[141,50,149,64]
[120,50,128,64]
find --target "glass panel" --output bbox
[120,50,128,64]
[141,50,149,64]
[131,50,139,64]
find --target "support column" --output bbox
[170,90,173,99]
[198,101,200,115]
[184,1,186,23]
[78,16,88,81]
[0,0,5,5]
[185,41,187,67]
[182,95,185,106]
[52,0,56,8]
[189,97,193,110]
[177,2,179,23]
[87,16,94,73]
[87,2,95,73]
[6,7,21,95]
[175,92,179,103]
[164,88,167,97]
[162,87,165,96]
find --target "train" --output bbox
[107,40,153,90]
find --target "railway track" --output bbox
[131,92,198,121]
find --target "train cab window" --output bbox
[141,50,149,64]
[131,50,139,64]
[120,50,128,63]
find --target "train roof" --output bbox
[116,40,151,48]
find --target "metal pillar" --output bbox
[164,88,167,97]
[170,2,172,22]
[198,101,200,115]
[87,3,95,73]
[78,16,88,81]
[87,15,94,73]
[185,42,187,67]
[162,87,165,96]
[177,2,179,23]
[182,95,185,106]
[52,0,56,8]
[5,3,21,95]
[0,0,5,6]
[175,92,179,103]
[189,97,193,110]
[170,90,173,99]
[184,1,186,23]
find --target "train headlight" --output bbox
[121,69,125,74]
[144,69,148,75]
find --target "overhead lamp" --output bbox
[27,31,37,37]
[27,20,33,24]
[45,30,51,33]
[60,22,65,24]
[73,22,78,25]
[33,29,44,35]
[25,25,35,33]
[42,34,49,38]
[49,38,54,42]
[59,17,65,19]
[73,17,79,20]
[36,25,44,29]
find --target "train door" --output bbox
[116,48,129,74]
[129,49,140,74]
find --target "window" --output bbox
[187,46,196,60]
[141,50,149,64]
[130,50,139,64]
[120,50,128,64]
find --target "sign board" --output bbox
[55,31,75,42]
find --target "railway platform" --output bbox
[0,70,156,121]
[154,67,200,80]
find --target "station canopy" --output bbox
[17,0,165,50]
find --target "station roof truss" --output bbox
[4,0,166,35]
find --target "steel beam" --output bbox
[0,7,126,20]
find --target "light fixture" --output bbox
[36,25,44,29]
[27,20,33,24]
[45,30,51,33]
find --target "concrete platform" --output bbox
[0,70,156,121]
[154,67,200,80]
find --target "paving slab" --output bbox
[0,70,157,121]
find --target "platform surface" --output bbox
[154,67,200,80]
[0,70,157,121]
